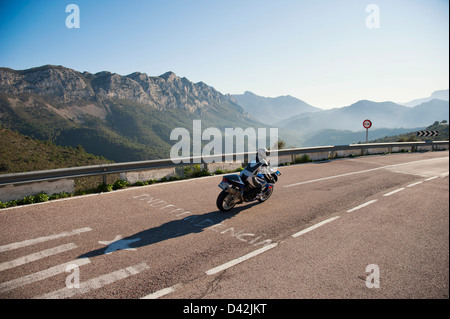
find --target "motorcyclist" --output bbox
[240,148,271,189]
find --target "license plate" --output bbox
[218,181,229,190]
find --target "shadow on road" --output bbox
[78,202,259,258]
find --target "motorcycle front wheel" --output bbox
[217,191,238,212]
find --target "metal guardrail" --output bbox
[0,141,448,186]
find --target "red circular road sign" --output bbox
[363,119,372,129]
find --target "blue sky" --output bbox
[0,0,448,109]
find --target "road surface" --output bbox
[0,151,448,301]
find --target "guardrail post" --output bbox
[102,168,107,184]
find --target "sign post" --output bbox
[363,119,372,143]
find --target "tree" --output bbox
[276,139,286,150]
[75,145,85,153]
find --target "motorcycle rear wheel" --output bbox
[217,191,238,212]
[258,186,273,202]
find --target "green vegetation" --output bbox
[1,192,62,208]
[294,154,312,164]
[0,88,265,163]
[369,121,449,143]
[0,126,113,174]
[183,164,211,178]
[112,179,129,190]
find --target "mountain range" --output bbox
[278,99,448,132]
[232,90,448,146]
[0,64,448,163]
[232,91,321,125]
[0,65,263,162]
[401,89,449,107]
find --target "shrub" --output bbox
[183,164,211,178]
[34,193,49,203]
[294,154,312,164]
[49,192,73,200]
[97,183,113,192]
[183,166,194,177]
[113,179,129,190]
[6,200,18,207]
[49,193,60,200]
[21,195,35,205]
[59,192,72,198]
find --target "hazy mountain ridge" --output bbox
[274,98,448,147]
[232,91,321,125]
[278,99,449,133]
[401,89,449,107]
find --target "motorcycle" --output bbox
[216,161,281,212]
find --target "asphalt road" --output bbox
[0,151,448,300]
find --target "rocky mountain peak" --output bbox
[0,65,245,115]
[160,71,177,82]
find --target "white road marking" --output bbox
[284,157,447,188]
[407,181,423,187]
[140,284,181,299]
[0,258,91,293]
[383,188,405,197]
[346,199,378,213]
[424,176,438,181]
[34,262,150,299]
[205,243,278,276]
[0,243,77,272]
[98,235,139,254]
[0,227,92,253]
[291,216,340,238]
[441,172,449,177]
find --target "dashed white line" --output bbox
[0,227,92,253]
[0,243,77,272]
[291,216,340,238]
[205,243,278,276]
[141,284,181,299]
[383,188,405,197]
[346,199,378,213]
[407,181,423,188]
